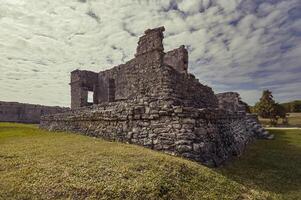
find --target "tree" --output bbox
[280,100,301,113]
[275,103,288,125]
[254,90,288,126]
[254,90,276,117]
[291,103,299,113]
[254,90,278,125]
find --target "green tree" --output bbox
[291,103,298,112]
[281,100,301,113]
[275,103,288,125]
[254,90,278,125]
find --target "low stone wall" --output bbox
[41,100,254,167]
[0,101,69,124]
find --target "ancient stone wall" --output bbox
[217,92,273,140]
[96,51,170,103]
[70,27,217,110]
[216,92,247,113]
[164,66,218,108]
[0,101,68,124]
[135,26,165,57]
[70,70,98,108]
[164,45,188,73]
[41,101,252,167]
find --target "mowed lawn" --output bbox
[287,113,301,127]
[0,123,301,200]
[259,112,301,127]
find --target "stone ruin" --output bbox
[40,27,272,167]
[0,101,68,124]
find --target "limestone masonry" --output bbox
[0,101,68,124]
[40,27,272,167]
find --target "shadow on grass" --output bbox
[217,129,301,196]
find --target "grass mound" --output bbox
[0,123,300,199]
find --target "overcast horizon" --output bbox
[0,0,300,107]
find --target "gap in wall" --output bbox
[88,91,94,104]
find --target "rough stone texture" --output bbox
[164,45,188,73]
[135,26,165,57]
[216,92,246,113]
[217,92,274,140]
[69,27,217,110]
[41,27,271,167]
[70,70,98,108]
[0,101,68,124]
[41,102,253,166]
[245,113,274,140]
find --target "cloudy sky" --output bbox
[0,0,300,107]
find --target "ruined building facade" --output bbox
[40,27,271,167]
[69,27,214,110]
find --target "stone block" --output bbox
[176,145,192,153]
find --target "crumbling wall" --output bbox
[135,26,165,57]
[164,45,188,73]
[70,27,167,109]
[216,92,247,113]
[0,101,68,124]
[70,70,98,108]
[217,92,274,140]
[164,66,218,108]
[96,52,169,103]
[70,27,217,110]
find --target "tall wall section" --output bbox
[70,70,98,108]
[96,51,170,103]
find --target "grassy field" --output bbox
[286,113,301,127]
[259,112,301,127]
[0,123,301,199]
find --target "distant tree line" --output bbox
[280,101,301,113]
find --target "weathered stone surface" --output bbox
[40,27,271,167]
[217,92,274,140]
[164,45,188,73]
[216,92,247,113]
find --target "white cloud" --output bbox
[178,0,204,14]
[0,0,300,106]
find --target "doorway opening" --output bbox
[88,91,94,105]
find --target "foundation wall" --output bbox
[41,101,252,167]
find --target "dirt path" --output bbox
[265,127,301,130]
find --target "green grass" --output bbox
[218,128,301,200]
[286,113,301,127]
[1,123,301,199]
[259,112,301,127]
